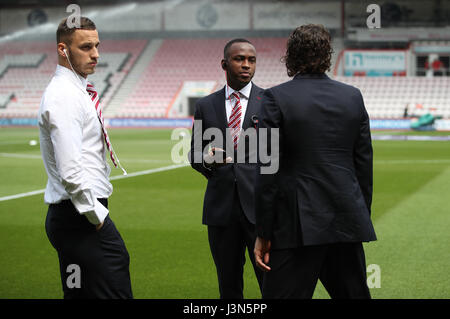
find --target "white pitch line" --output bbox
[0,140,33,145]
[0,163,189,202]
[0,153,42,159]
[109,163,189,181]
[1,157,449,202]
[0,153,176,164]
[0,188,46,202]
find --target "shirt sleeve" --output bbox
[45,92,108,225]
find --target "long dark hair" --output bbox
[282,24,333,77]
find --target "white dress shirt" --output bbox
[38,65,112,225]
[225,81,252,131]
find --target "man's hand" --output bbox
[203,147,232,168]
[254,236,272,272]
[96,222,104,231]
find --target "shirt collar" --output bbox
[293,73,329,80]
[226,81,252,100]
[55,64,88,91]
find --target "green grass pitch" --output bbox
[0,127,449,298]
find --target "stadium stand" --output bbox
[337,76,450,119]
[113,38,290,118]
[0,36,449,120]
[109,36,449,119]
[0,39,147,118]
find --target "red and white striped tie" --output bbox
[228,92,242,149]
[86,82,127,175]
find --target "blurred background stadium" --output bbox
[0,0,449,299]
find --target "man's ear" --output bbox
[221,59,227,70]
[57,43,67,57]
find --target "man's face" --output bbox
[223,42,256,91]
[66,29,99,78]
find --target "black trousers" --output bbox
[207,190,264,299]
[262,242,371,299]
[45,198,133,299]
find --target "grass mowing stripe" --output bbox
[0,128,448,298]
[375,159,450,165]
[4,150,450,165]
[312,167,450,299]
[364,168,450,298]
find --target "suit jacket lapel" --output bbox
[213,87,228,132]
[242,85,262,130]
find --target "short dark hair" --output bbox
[56,16,96,45]
[282,24,333,77]
[223,38,253,60]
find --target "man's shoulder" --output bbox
[40,75,84,112]
[43,75,79,98]
[327,76,361,95]
[262,79,295,96]
[197,87,225,105]
[250,83,265,96]
[268,75,361,96]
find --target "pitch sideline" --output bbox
[0,163,189,202]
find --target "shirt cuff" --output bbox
[83,199,109,225]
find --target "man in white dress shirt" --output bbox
[38,17,132,299]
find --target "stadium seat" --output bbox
[0,39,147,118]
[1,37,449,120]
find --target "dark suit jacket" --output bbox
[189,83,264,226]
[255,74,377,249]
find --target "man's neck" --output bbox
[58,61,87,79]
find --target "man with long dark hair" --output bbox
[254,24,376,299]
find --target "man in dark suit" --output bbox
[189,38,264,298]
[254,24,377,299]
